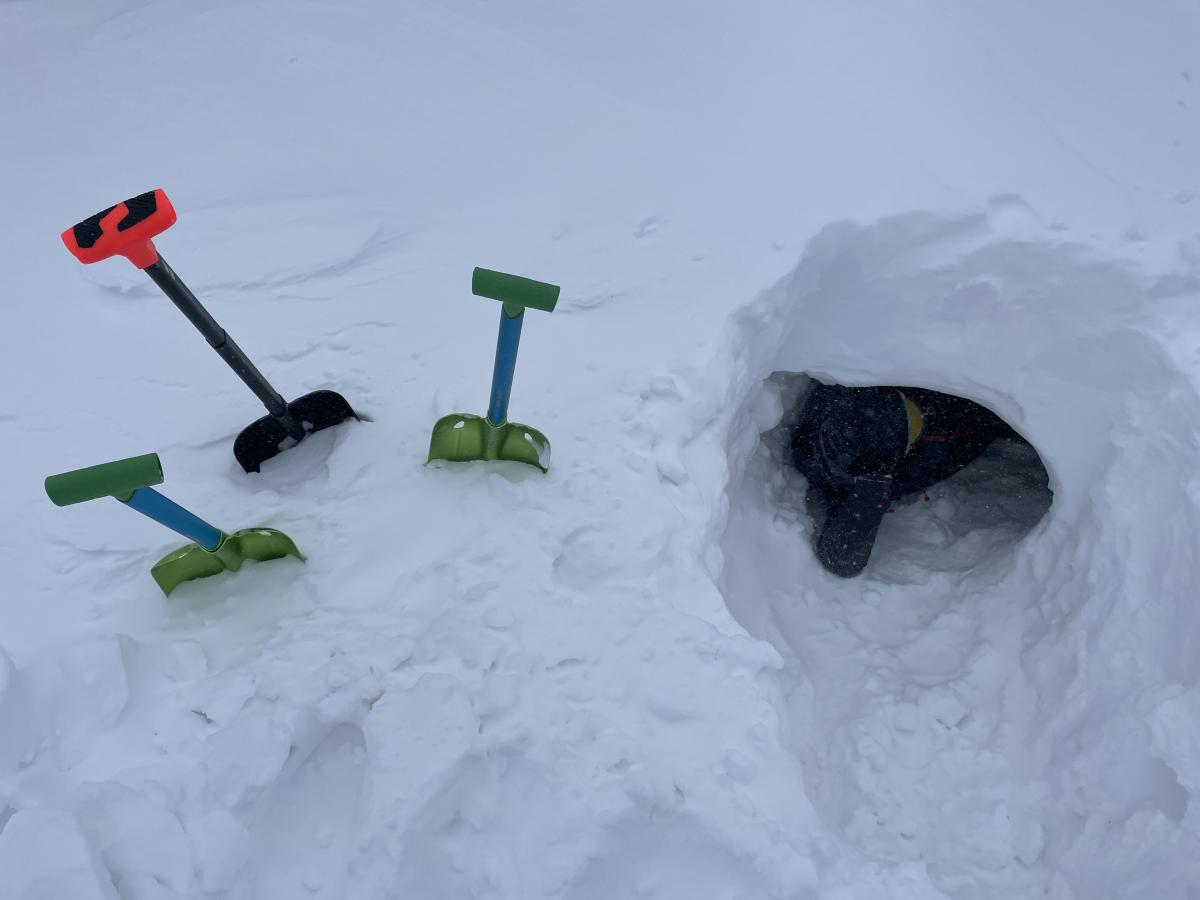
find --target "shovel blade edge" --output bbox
[150,543,227,596]
[233,390,358,473]
[428,413,549,472]
[150,527,304,595]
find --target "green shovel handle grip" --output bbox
[472,267,559,315]
[45,453,164,506]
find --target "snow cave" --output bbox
[711,211,1200,897]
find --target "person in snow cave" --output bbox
[790,382,1020,578]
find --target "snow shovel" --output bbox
[61,189,358,473]
[429,267,559,471]
[45,452,304,596]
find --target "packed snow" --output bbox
[1,0,1199,898]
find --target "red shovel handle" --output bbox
[61,189,176,268]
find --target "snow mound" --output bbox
[716,208,1200,896]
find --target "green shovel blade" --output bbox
[428,413,550,472]
[150,527,304,596]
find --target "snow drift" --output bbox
[2,0,1199,897]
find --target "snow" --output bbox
[2,0,1199,897]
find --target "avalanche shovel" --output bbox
[45,453,303,596]
[61,189,358,473]
[429,267,559,471]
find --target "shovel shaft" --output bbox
[123,487,224,552]
[143,256,306,442]
[487,308,524,426]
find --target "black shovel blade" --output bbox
[233,389,359,473]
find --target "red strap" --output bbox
[888,490,931,511]
[919,430,977,443]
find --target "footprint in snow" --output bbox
[232,723,367,900]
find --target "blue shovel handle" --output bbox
[487,307,524,426]
[123,488,224,551]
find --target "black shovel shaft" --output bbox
[143,256,305,440]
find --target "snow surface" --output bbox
[2,0,1200,897]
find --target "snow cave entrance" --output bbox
[754,372,1052,582]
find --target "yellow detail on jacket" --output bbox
[900,392,924,452]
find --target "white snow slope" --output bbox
[2,1,1199,898]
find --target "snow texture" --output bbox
[2,0,1199,898]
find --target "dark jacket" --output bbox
[790,383,1015,577]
